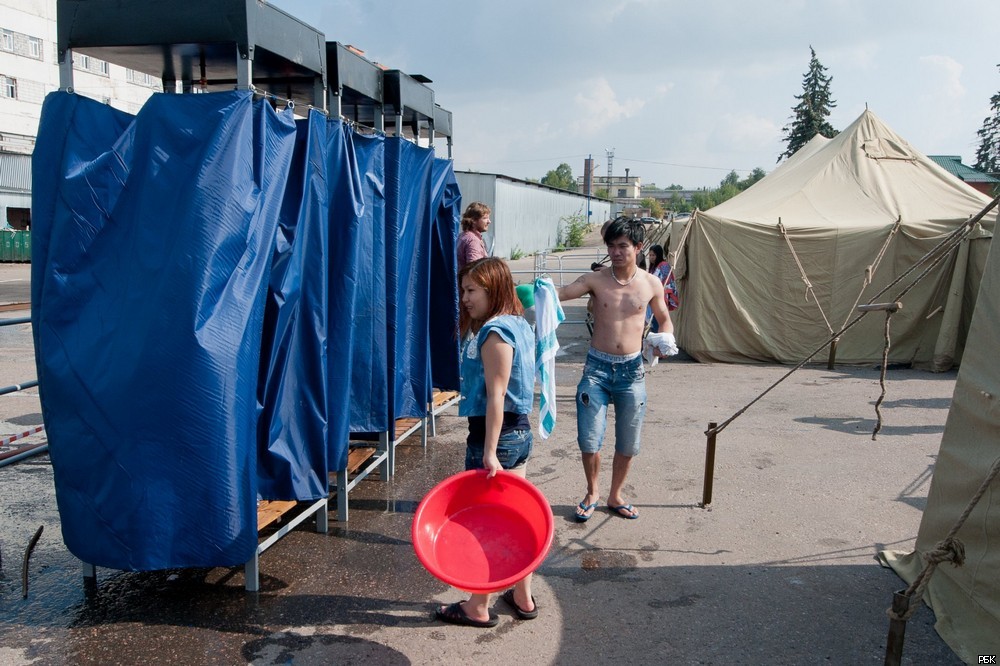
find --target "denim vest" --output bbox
[459,314,535,417]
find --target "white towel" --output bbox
[643,331,679,368]
[533,277,564,439]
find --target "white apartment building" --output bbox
[0,0,161,227]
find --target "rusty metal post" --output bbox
[884,589,910,666]
[701,421,718,507]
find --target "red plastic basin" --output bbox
[412,470,554,594]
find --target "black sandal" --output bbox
[500,589,538,620]
[435,601,499,628]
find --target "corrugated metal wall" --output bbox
[0,153,32,193]
[453,172,498,253]
[455,171,611,259]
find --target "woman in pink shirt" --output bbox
[457,202,491,270]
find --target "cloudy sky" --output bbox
[271,0,999,190]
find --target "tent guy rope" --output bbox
[705,191,1000,440]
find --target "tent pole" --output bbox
[827,337,838,369]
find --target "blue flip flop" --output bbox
[575,500,598,522]
[608,503,639,519]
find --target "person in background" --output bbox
[456,202,491,270]
[435,257,539,627]
[646,244,678,332]
[557,218,676,522]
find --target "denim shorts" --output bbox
[465,428,533,471]
[576,348,647,456]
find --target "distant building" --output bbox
[457,171,612,257]
[928,155,999,197]
[576,174,642,199]
[1,0,160,227]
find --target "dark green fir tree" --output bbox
[779,46,839,162]
[973,64,1000,185]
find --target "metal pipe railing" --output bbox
[0,314,45,466]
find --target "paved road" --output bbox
[0,248,966,664]
[0,263,31,307]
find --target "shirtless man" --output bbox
[558,217,675,521]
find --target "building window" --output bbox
[617,189,627,197]
[28,36,41,59]
[99,60,109,75]
[1,75,16,99]
[1,30,13,52]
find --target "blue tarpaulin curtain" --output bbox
[346,132,388,435]
[32,91,295,569]
[31,91,460,570]
[427,158,462,392]
[256,110,330,502]
[322,120,364,471]
[385,138,435,421]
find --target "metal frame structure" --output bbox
[327,42,384,130]
[49,0,459,591]
[56,0,327,108]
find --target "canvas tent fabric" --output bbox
[879,214,1000,662]
[32,90,461,569]
[674,110,997,370]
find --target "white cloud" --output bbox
[918,55,966,99]
[267,0,1000,188]
[570,79,651,135]
[709,113,783,153]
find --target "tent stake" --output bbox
[700,421,718,507]
[884,589,910,666]
[827,337,839,370]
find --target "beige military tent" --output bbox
[673,109,997,370]
[879,220,1000,661]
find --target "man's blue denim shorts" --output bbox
[576,348,647,456]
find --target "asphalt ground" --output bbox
[0,252,964,665]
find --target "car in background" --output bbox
[639,216,661,225]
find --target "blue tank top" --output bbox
[458,314,535,417]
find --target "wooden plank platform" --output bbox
[394,417,422,441]
[432,389,459,408]
[256,500,298,531]
[347,446,377,475]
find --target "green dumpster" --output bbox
[0,230,31,263]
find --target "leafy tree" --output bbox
[541,163,578,192]
[779,46,838,162]
[668,191,690,213]
[690,190,716,210]
[666,183,684,190]
[738,168,767,191]
[593,187,611,200]
[974,64,1000,187]
[640,197,664,218]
